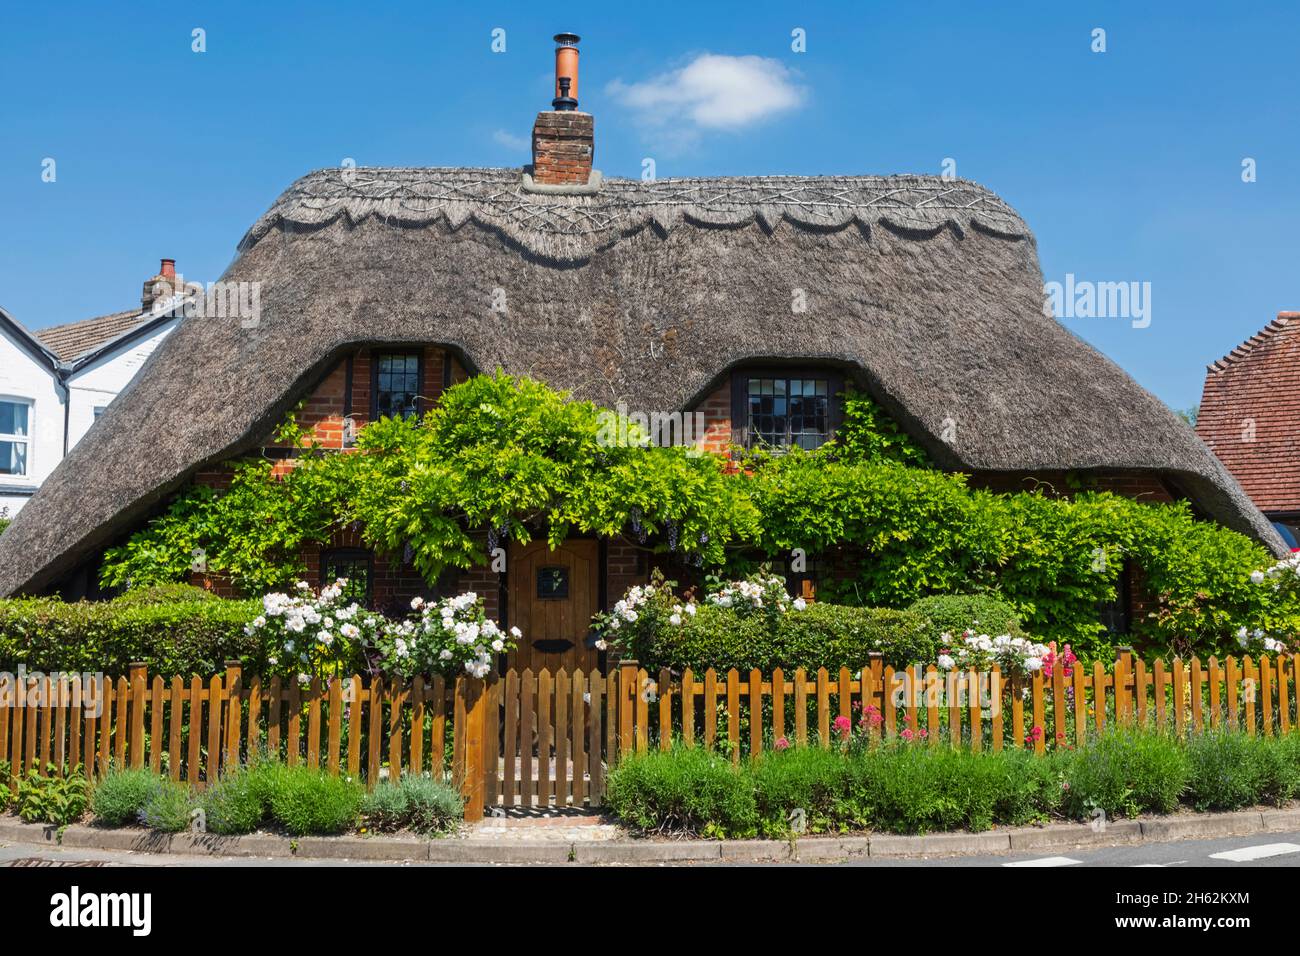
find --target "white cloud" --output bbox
[607,54,805,135]
[492,128,529,153]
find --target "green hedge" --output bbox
[0,595,262,676]
[907,593,1025,643]
[635,602,937,675]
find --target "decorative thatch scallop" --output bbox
[0,167,1281,596]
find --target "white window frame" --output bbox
[0,396,33,479]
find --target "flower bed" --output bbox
[605,727,1300,839]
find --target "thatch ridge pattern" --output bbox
[240,168,1030,262]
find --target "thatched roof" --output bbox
[0,166,1283,595]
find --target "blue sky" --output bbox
[1,0,1296,412]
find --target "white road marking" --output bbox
[1208,843,1300,863]
[1003,856,1082,867]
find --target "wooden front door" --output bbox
[507,539,601,673]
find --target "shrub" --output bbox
[265,765,362,835]
[908,594,1026,643]
[202,766,270,835]
[0,594,262,676]
[0,760,11,811]
[637,603,936,674]
[606,747,757,838]
[1061,728,1188,819]
[14,765,89,826]
[113,584,218,606]
[611,743,1064,837]
[840,744,1063,834]
[91,767,160,826]
[751,746,851,835]
[1186,730,1300,811]
[360,780,409,832]
[399,775,463,834]
[140,779,194,832]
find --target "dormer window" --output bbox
[372,352,422,421]
[0,400,31,477]
[732,369,843,450]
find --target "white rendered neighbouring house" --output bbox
[0,259,183,518]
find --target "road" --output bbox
[837,830,1300,867]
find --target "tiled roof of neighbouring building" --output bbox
[1197,313,1300,513]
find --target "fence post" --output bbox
[454,676,486,823]
[1116,646,1133,727]
[224,660,242,773]
[618,659,639,762]
[128,662,147,770]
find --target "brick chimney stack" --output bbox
[530,33,594,187]
[141,258,179,313]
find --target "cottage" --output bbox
[1196,311,1300,549]
[0,36,1280,672]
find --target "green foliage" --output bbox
[750,746,850,835]
[1185,730,1300,811]
[202,764,273,835]
[829,388,932,467]
[360,776,462,835]
[397,775,464,834]
[606,747,759,838]
[636,601,935,674]
[14,765,89,826]
[94,372,1298,660]
[90,767,161,826]
[754,453,1296,657]
[100,455,350,594]
[0,516,10,536]
[612,744,1064,838]
[113,584,218,607]
[265,764,363,835]
[139,779,194,832]
[360,780,409,832]
[0,593,261,675]
[0,760,11,811]
[1061,728,1188,819]
[838,744,1063,834]
[343,372,758,583]
[908,593,1025,643]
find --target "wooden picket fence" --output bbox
[4,650,1300,822]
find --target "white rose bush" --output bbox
[706,573,804,615]
[935,629,1053,678]
[246,579,386,686]
[247,581,520,683]
[363,591,520,679]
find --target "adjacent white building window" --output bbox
[0,399,31,477]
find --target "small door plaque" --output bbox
[537,566,569,599]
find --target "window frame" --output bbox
[730,367,844,451]
[0,397,33,479]
[320,547,374,608]
[370,351,425,422]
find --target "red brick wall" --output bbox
[692,381,733,455]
